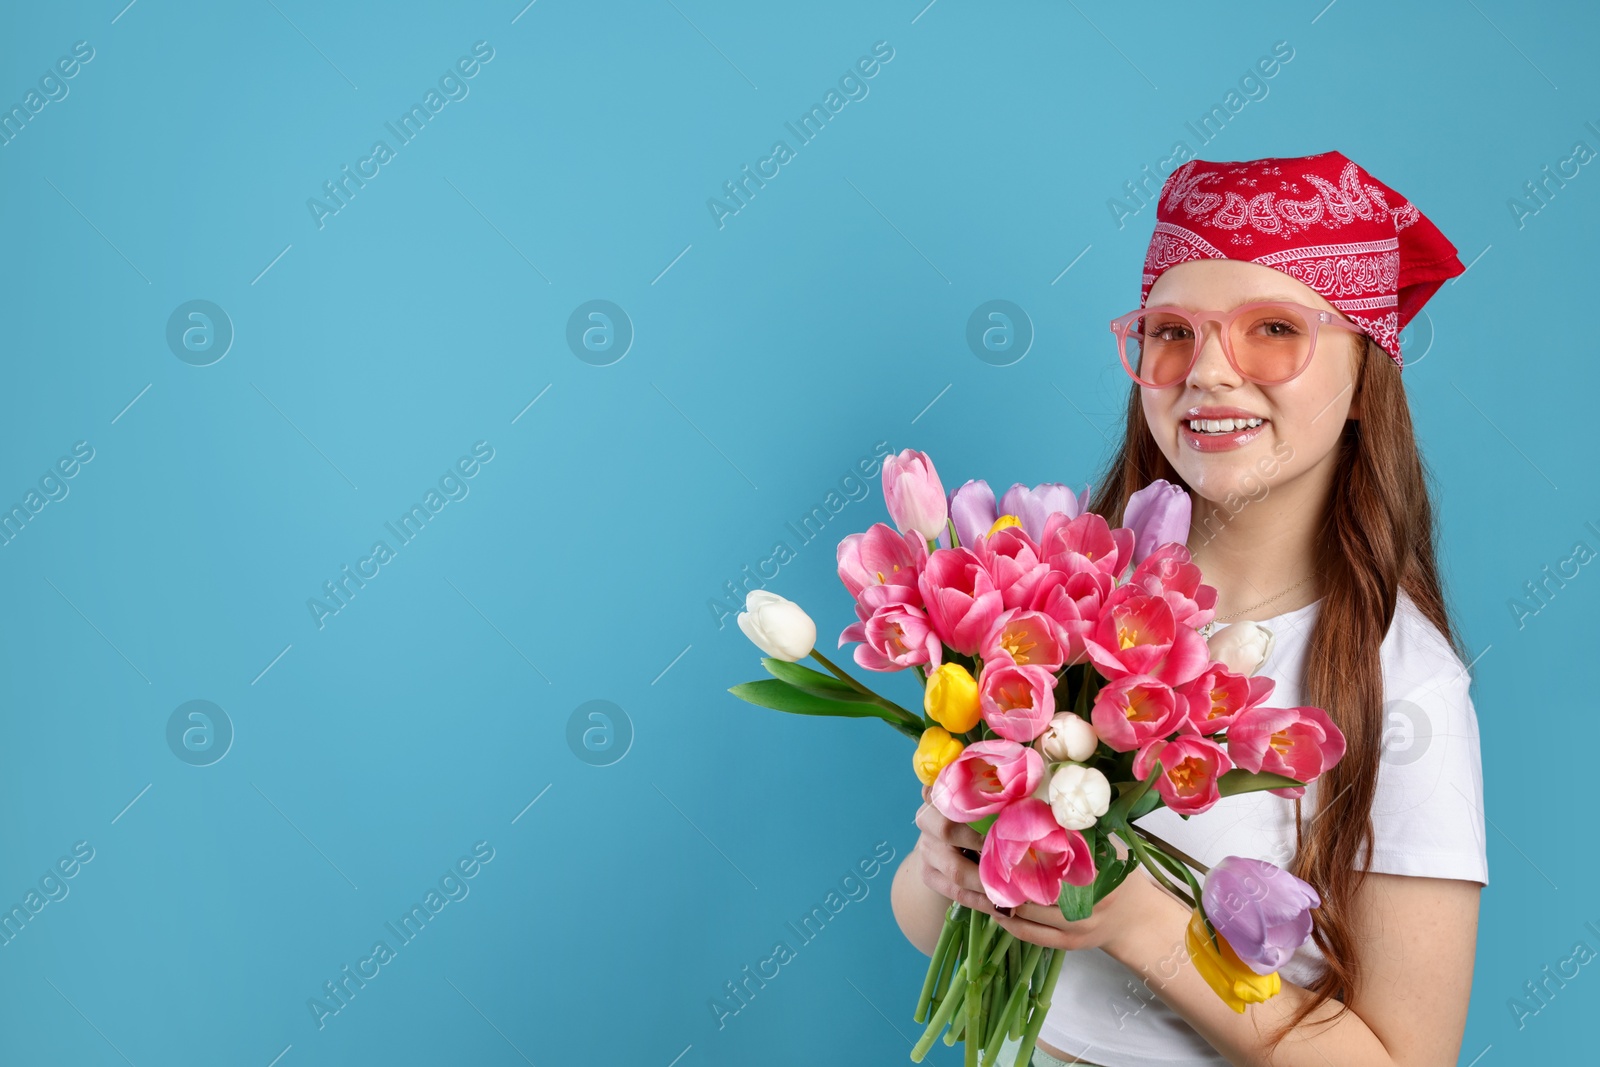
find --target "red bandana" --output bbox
[1139,150,1464,368]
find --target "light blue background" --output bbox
[1,1,1594,1064]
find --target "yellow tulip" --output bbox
[913,727,965,786]
[987,514,1023,536]
[923,662,981,733]
[1184,908,1282,1013]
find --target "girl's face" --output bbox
[1138,259,1364,508]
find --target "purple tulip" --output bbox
[949,479,997,547]
[1201,856,1321,976]
[997,482,1082,542]
[1123,480,1191,565]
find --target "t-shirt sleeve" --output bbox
[1364,649,1489,886]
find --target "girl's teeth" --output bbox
[1187,418,1263,434]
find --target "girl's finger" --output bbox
[920,837,985,897]
[921,861,996,918]
[916,804,984,852]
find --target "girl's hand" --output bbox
[914,783,1158,954]
[913,782,987,904]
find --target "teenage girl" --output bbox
[891,151,1488,1067]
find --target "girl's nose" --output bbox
[1186,322,1242,390]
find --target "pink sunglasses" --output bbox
[1109,300,1368,388]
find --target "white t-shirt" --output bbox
[1035,589,1489,1067]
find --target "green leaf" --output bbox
[1058,826,1140,921]
[968,813,998,836]
[1216,768,1305,797]
[759,657,880,703]
[1058,878,1095,922]
[1105,760,1162,824]
[1126,788,1162,821]
[1058,826,1100,921]
[729,680,928,742]
[1094,857,1139,901]
[1089,823,1139,903]
[727,680,889,720]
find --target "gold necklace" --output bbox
[1211,573,1317,623]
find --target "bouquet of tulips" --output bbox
[728,449,1347,1067]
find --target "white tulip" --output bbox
[1035,712,1099,763]
[736,590,817,662]
[1047,763,1112,831]
[1206,619,1275,677]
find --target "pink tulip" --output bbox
[1133,734,1234,816]
[1127,543,1218,630]
[1227,706,1347,799]
[836,523,929,600]
[1083,586,1210,687]
[1177,666,1275,735]
[978,661,1058,743]
[838,602,943,672]
[978,797,1097,907]
[917,547,1006,656]
[974,524,1053,610]
[929,740,1043,822]
[980,608,1067,671]
[882,449,948,541]
[1027,566,1111,666]
[1091,674,1186,752]
[847,578,921,619]
[1038,511,1136,581]
[966,524,1056,607]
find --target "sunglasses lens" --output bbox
[1121,305,1319,385]
[1231,304,1314,383]
[1129,311,1197,386]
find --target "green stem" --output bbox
[1010,947,1067,1067]
[984,942,1045,1066]
[911,962,969,1060]
[933,915,964,1002]
[1117,822,1193,908]
[1145,839,1206,910]
[1132,825,1211,876]
[982,929,1015,974]
[1006,937,1020,1004]
[807,648,922,727]
[915,907,962,1024]
[965,907,983,1067]
[979,975,995,1052]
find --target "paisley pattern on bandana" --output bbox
[1137,151,1464,369]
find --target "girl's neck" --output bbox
[1184,480,1326,621]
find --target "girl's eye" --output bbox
[1147,323,1192,342]
[1254,318,1301,338]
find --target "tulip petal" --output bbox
[950,479,997,548]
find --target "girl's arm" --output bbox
[1096,868,1480,1067]
[889,786,966,957]
[917,796,1482,1067]
[889,847,954,957]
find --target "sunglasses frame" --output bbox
[1109,300,1368,388]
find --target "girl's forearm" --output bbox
[891,849,956,957]
[1104,878,1397,1067]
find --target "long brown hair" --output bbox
[1087,336,1464,1046]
